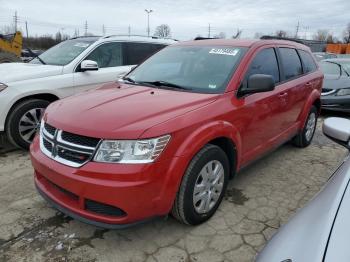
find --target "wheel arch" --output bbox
[298,89,321,129]
[5,93,59,128]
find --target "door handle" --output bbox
[278,92,288,97]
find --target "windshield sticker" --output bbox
[74,43,90,48]
[208,84,217,89]
[209,48,239,56]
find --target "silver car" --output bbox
[257,117,350,262]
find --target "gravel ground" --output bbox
[0,117,347,262]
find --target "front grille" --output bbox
[40,122,100,168]
[43,137,53,151]
[44,123,56,136]
[57,146,91,164]
[61,131,100,148]
[85,199,126,217]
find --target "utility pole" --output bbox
[128,25,131,36]
[102,24,106,36]
[295,21,300,39]
[13,11,18,32]
[145,9,153,37]
[84,21,88,36]
[25,21,29,39]
[208,23,211,38]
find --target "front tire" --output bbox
[6,99,50,149]
[292,105,318,148]
[172,144,229,225]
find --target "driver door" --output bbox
[73,42,132,94]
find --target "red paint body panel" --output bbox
[30,39,323,226]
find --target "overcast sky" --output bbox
[1,0,349,40]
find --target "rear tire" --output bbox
[0,51,21,63]
[171,144,229,225]
[6,99,50,149]
[292,105,318,148]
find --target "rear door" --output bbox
[276,47,306,131]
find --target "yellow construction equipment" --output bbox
[0,31,22,63]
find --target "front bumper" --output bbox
[321,95,350,112]
[30,136,186,227]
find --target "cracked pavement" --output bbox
[0,118,347,262]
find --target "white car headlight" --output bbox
[337,88,350,96]
[94,135,171,163]
[0,83,8,92]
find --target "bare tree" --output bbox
[232,28,242,39]
[0,25,14,34]
[275,30,287,38]
[326,33,338,44]
[214,32,226,39]
[343,22,350,43]
[154,24,171,38]
[313,29,329,41]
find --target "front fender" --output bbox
[174,120,242,171]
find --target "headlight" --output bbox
[0,83,7,92]
[337,88,350,96]
[94,135,171,163]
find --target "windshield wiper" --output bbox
[139,81,191,90]
[122,76,136,83]
[27,48,46,65]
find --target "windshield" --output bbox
[127,45,247,93]
[30,39,95,66]
[320,61,341,76]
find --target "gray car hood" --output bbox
[0,62,63,84]
[257,155,350,262]
[323,74,350,90]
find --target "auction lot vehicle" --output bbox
[30,39,323,228]
[257,117,350,262]
[313,52,338,61]
[0,36,175,149]
[320,58,350,112]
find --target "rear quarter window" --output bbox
[299,50,317,73]
[279,47,303,80]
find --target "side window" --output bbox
[279,48,303,80]
[299,50,317,73]
[123,43,166,65]
[85,42,122,68]
[245,48,280,83]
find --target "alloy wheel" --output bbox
[193,160,225,214]
[18,108,45,144]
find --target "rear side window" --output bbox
[299,50,317,73]
[245,48,280,83]
[123,43,166,65]
[279,48,303,80]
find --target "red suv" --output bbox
[30,39,323,228]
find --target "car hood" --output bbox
[322,74,350,90]
[257,155,350,262]
[0,63,63,83]
[45,83,219,139]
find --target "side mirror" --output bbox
[81,60,99,72]
[323,117,350,149]
[239,74,275,96]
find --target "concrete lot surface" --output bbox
[0,119,347,262]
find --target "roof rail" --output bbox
[69,35,101,40]
[102,34,178,41]
[260,35,305,44]
[194,37,218,40]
